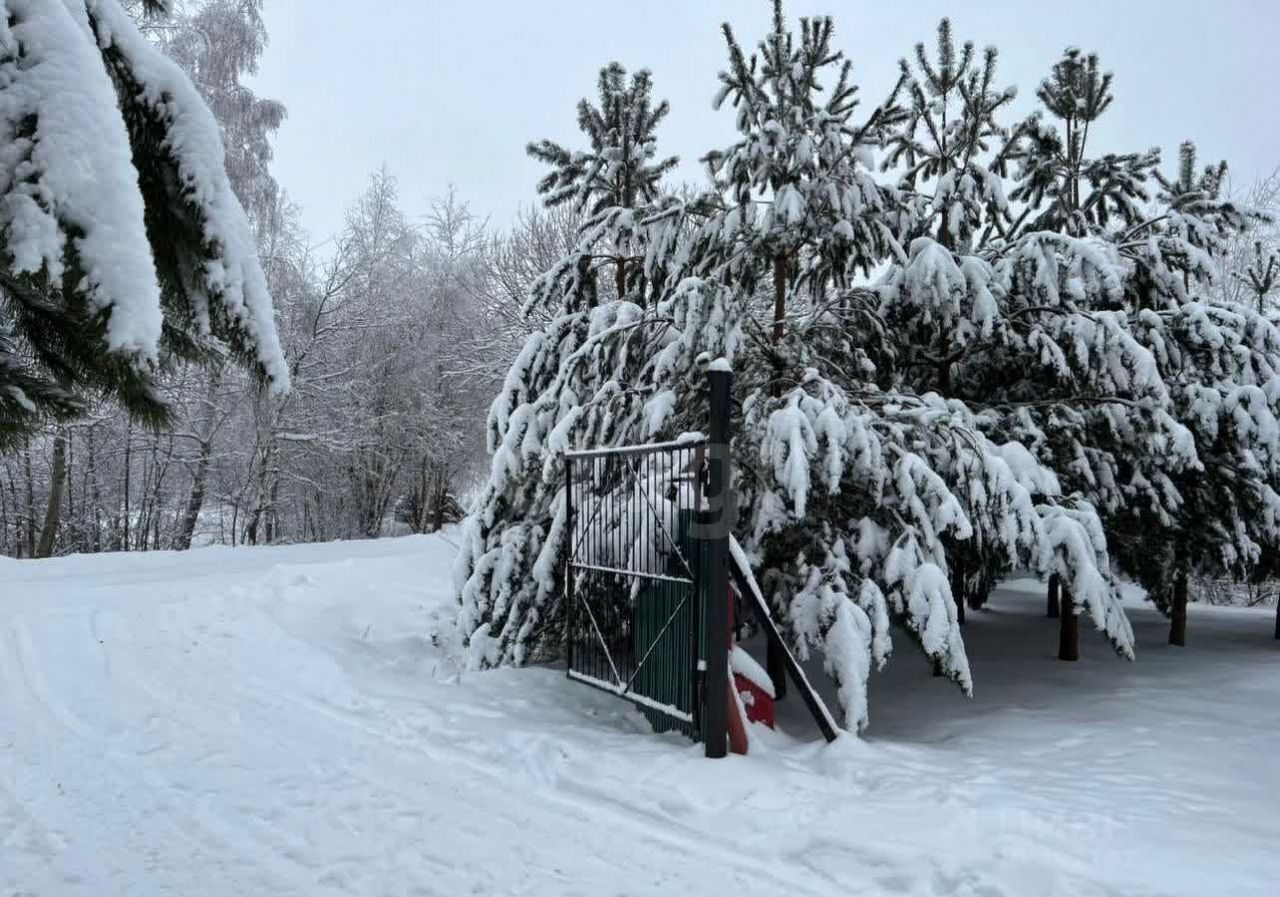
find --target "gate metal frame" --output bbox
[562,368,734,755]
[563,437,708,734]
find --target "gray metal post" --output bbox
[703,366,732,759]
[564,454,574,676]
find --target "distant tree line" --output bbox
[0,0,579,554]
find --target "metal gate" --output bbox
[563,438,707,737]
[562,368,738,756]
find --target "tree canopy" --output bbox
[457,2,1280,731]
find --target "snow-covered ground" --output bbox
[2,535,1277,896]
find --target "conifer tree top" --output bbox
[526,62,678,216]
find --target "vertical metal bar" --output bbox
[614,455,622,685]
[587,462,594,681]
[604,456,610,684]
[606,456,611,684]
[592,460,600,683]
[565,454,574,677]
[602,457,608,684]
[627,452,635,689]
[690,443,703,737]
[703,367,733,759]
[670,451,677,723]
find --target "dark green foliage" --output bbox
[0,269,169,448]
[96,30,265,377]
[885,19,1020,251]
[1,2,281,446]
[527,62,678,215]
[0,25,171,442]
[1009,48,1159,237]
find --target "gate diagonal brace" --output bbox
[622,452,697,582]
[623,593,692,695]
[578,581,625,688]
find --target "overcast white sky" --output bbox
[251,1,1280,240]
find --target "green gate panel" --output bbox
[631,510,701,738]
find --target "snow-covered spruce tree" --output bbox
[881,19,1021,257]
[455,63,692,667]
[526,62,678,307]
[999,50,1280,645]
[0,0,288,444]
[1221,216,1280,642]
[457,3,1129,732]
[693,8,1133,706]
[1114,145,1280,644]
[868,24,1152,657]
[877,19,1026,617]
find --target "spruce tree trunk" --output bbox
[766,251,789,699]
[966,569,995,611]
[1047,573,1060,618]
[35,432,67,558]
[951,556,966,625]
[772,253,786,345]
[1274,599,1279,641]
[1169,566,1189,647]
[1058,587,1079,661]
[615,257,626,301]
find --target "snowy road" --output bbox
[2,536,1277,896]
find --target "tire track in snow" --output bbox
[63,595,509,894]
[228,665,846,895]
[247,669,837,891]
[2,611,330,897]
[7,552,973,896]
[93,585,849,896]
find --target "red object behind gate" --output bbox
[724,584,775,754]
[734,671,776,728]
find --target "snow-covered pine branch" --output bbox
[0,0,287,442]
